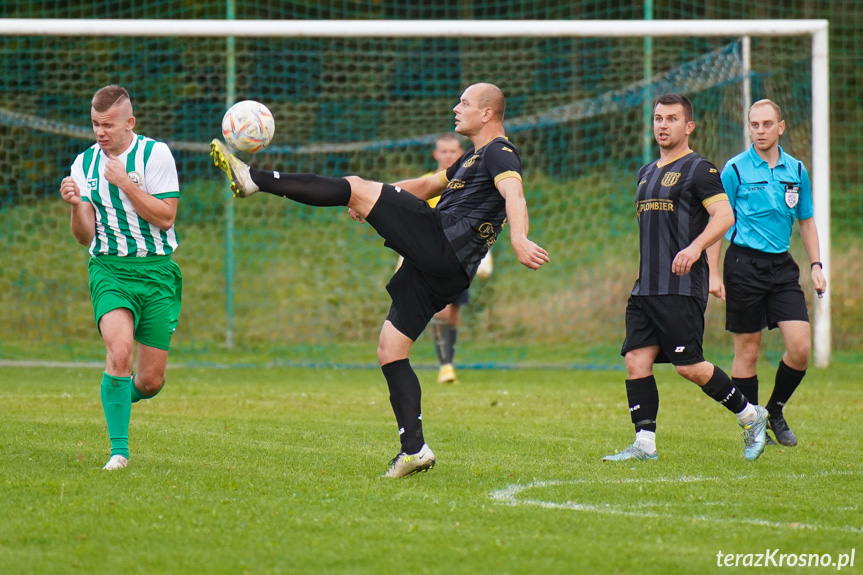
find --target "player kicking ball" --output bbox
[210,83,549,477]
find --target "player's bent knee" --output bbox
[787,348,810,370]
[675,362,711,384]
[136,375,165,397]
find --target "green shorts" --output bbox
[89,255,183,351]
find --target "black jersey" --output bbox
[631,151,727,301]
[437,137,522,278]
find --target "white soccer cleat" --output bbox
[102,454,129,471]
[209,138,259,198]
[381,444,436,478]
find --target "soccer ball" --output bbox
[221,100,275,153]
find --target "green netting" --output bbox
[1,1,860,366]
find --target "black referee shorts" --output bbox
[723,244,809,333]
[621,294,707,366]
[365,184,470,341]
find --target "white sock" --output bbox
[736,402,757,425]
[635,430,656,454]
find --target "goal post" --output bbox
[0,18,830,366]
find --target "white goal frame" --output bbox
[0,18,831,366]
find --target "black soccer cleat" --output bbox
[768,412,798,447]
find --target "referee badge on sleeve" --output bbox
[785,183,800,208]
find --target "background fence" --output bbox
[1,1,860,367]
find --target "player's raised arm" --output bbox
[394,170,448,202]
[497,177,549,270]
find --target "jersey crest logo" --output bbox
[128,171,143,187]
[462,155,480,168]
[661,172,681,187]
[785,184,800,208]
[87,178,98,191]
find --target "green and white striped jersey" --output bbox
[71,133,180,257]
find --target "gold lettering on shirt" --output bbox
[637,199,675,215]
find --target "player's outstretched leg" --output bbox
[210,139,352,206]
[210,139,259,198]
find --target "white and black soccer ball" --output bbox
[221,100,275,153]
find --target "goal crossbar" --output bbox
[0,18,827,38]
[0,18,831,365]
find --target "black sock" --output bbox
[441,325,458,364]
[733,375,759,407]
[249,169,351,206]
[766,360,806,415]
[700,365,747,414]
[381,359,424,454]
[625,376,659,433]
[431,322,446,365]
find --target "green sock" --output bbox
[130,373,145,404]
[130,374,165,403]
[101,372,132,458]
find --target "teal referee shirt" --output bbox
[720,144,813,253]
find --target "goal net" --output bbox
[0,19,827,367]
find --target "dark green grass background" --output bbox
[2,365,860,574]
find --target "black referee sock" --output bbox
[249,169,351,206]
[381,359,425,455]
[625,376,659,433]
[766,360,806,415]
[700,365,748,414]
[732,375,760,407]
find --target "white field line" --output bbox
[490,470,863,533]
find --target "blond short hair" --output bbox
[749,99,783,122]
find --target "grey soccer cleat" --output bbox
[381,444,436,478]
[602,442,658,462]
[768,412,798,446]
[209,139,259,198]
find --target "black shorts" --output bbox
[621,294,706,366]
[366,184,470,341]
[724,244,809,333]
[449,288,470,307]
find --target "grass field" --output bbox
[2,364,861,574]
